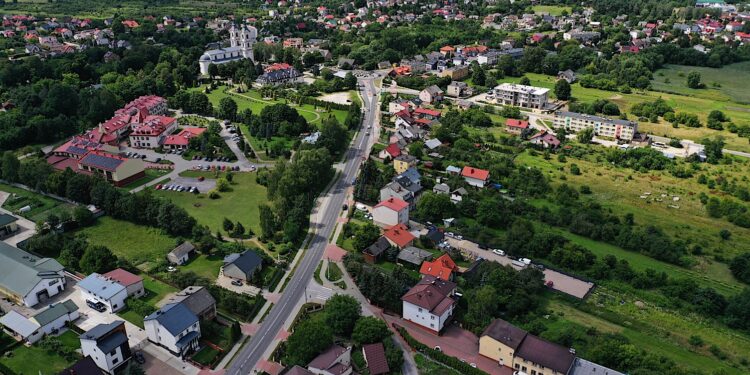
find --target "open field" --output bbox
[531,5,572,15]
[180,253,223,280]
[515,150,750,263]
[501,73,750,152]
[77,217,177,266]
[652,62,750,104]
[0,330,80,373]
[154,170,266,235]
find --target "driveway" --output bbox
[216,275,261,296]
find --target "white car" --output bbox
[167,266,177,272]
[521,258,532,265]
[445,232,454,238]
[492,249,505,256]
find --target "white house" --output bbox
[419,85,444,104]
[401,275,457,334]
[31,299,80,337]
[104,268,145,298]
[0,241,66,307]
[80,321,132,374]
[460,166,490,188]
[78,273,128,313]
[371,197,410,228]
[0,311,44,344]
[144,302,201,357]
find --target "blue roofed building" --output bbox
[144,302,201,357]
[80,321,132,374]
[78,273,128,313]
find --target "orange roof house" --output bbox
[420,254,458,280]
[461,166,490,187]
[383,224,416,249]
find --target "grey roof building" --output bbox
[167,241,195,265]
[159,286,216,320]
[0,241,66,307]
[221,250,263,282]
[144,302,201,357]
[397,247,434,266]
[569,358,626,375]
[80,321,132,374]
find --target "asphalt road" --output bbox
[225,78,379,374]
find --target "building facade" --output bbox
[492,83,549,109]
[199,24,257,75]
[553,111,637,141]
[0,241,66,307]
[144,302,201,357]
[401,276,457,333]
[80,321,132,374]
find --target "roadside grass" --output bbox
[192,346,221,366]
[651,62,750,104]
[0,182,75,222]
[530,5,572,15]
[514,150,750,264]
[154,170,266,235]
[314,261,323,285]
[325,262,343,282]
[180,253,223,280]
[414,353,461,375]
[121,169,171,190]
[77,217,177,266]
[499,73,750,152]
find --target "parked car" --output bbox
[231,280,243,286]
[492,249,506,256]
[167,266,177,272]
[86,300,106,312]
[155,184,162,190]
[198,176,205,181]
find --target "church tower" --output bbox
[230,24,256,60]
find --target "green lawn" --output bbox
[154,170,266,235]
[0,182,75,222]
[192,346,221,366]
[122,168,171,190]
[325,262,343,282]
[118,276,178,328]
[531,5,572,15]
[0,332,79,374]
[652,62,750,104]
[180,254,223,280]
[77,217,177,266]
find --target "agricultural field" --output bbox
[77,216,178,267]
[651,62,750,104]
[531,5,572,15]
[500,73,750,153]
[153,170,267,235]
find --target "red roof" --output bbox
[384,143,401,158]
[461,166,490,181]
[383,224,416,248]
[419,254,457,280]
[439,45,455,52]
[505,119,529,129]
[414,107,441,117]
[362,343,390,375]
[163,127,206,146]
[266,63,293,72]
[104,268,143,287]
[375,197,409,212]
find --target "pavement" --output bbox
[215,275,261,296]
[224,76,381,374]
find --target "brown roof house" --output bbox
[362,342,390,375]
[401,275,457,334]
[307,344,353,375]
[479,318,576,375]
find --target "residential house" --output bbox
[553,111,637,141]
[433,183,450,195]
[378,143,402,160]
[163,127,206,150]
[383,223,416,249]
[424,138,442,150]
[450,188,468,203]
[570,358,625,375]
[256,63,302,85]
[29,299,80,337]
[221,250,263,282]
[372,197,410,228]
[362,343,390,375]
[393,154,418,174]
[479,318,576,375]
[446,81,469,97]
[0,213,18,238]
[144,302,201,357]
[364,237,391,264]
[60,356,104,375]
[167,242,195,265]
[438,65,470,80]
[397,246,433,267]
[529,130,561,149]
[0,241,66,307]
[286,366,315,375]
[420,254,458,280]
[445,165,462,175]
[492,83,549,109]
[80,321,132,374]
[307,345,353,375]
[160,286,217,320]
[103,269,145,298]
[461,166,490,188]
[401,275,457,333]
[557,69,578,83]
[0,310,43,343]
[505,119,529,134]
[419,85,444,104]
[380,178,419,209]
[78,273,128,313]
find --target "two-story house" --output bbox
[80,321,132,374]
[401,275,457,334]
[144,302,201,357]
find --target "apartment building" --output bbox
[492,83,549,109]
[553,111,637,141]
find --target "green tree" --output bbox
[79,245,118,274]
[701,136,724,164]
[259,204,276,240]
[416,192,455,222]
[519,76,531,86]
[577,127,594,144]
[472,64,486,86]
[730,253,750,284]
[317,117,348,156]
[353,223,382,252]
[324,295,361,336]
[554,79,572,100]
[284,319,333,366]
[223,217,234,232]
[687,71,703,89]
[352,316,391,345]
[408,142,424,159]
[218,97,238,121]
[1,152,20,182]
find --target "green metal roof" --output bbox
[0,241,64,299]
[31,299,78,326]
[0,213,18,227]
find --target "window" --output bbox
[522,366,527,372]
[532,371,536,375]
[110,349,117,356]
[112,357,119,365]
[431,316,435,320]
[418,308,422,313]
[514,364,520,370]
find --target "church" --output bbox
[199,24,257,75]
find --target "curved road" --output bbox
[225,77,379,374]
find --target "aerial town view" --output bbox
[0,0,749,374]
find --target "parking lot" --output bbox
[157,176,217,194]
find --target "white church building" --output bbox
[199,24,257,75]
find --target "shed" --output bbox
[167,242,195,265]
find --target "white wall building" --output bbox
[80,321,132,374]
[371,197,410,228]
[78,273,128,313]
[553,111,638,141]
[199,24,257,75]
[0,241,66,307]
[492,83,549,109]
[401,276,457,334]
[144,302,201,357]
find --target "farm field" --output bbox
[77,216,177,267]
[153,170,266,235]
[499,73,750,153]
[651,62,750,104]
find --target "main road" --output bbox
[225,76,380,374]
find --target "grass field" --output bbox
[531,5,572,15]
[0,331,80,374]
[78,217,177,266]
[118,276,178,327]
[154,170,266,235]
[501,73,750,152]
[180,253,223,280]
[0,182,75,222]
[652,62,750,104]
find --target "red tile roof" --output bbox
[375,197,409,212]
[419,254,457,280]
[384,143,402,158]
[362,343,390,375]
[163,127,206,146]
[461,166,490,181]
[401,275,456,314]
[383,224,415,248]
[414,107,441,117]
[104,268,143,287]
[505,118,529,129]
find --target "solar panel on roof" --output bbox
[80,153,124,171]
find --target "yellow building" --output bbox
[393,155,417,174]
[480,319,576,375]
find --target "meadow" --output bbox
[651,62,750,104]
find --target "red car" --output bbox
[155,184,162,190]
